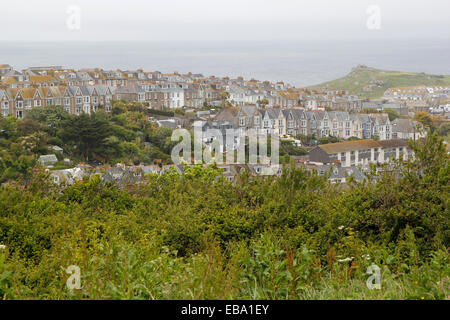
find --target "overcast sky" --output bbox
[1,0,449,42]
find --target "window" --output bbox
[239,117,245,126]
[16,101,23,109]
[16,110,23,118]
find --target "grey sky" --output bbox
[1,0,449,41]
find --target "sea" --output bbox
[1,38,449,87]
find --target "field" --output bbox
[309,66,450,99]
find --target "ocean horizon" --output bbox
[1,38,449,87]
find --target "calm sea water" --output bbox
[1,39,449,87]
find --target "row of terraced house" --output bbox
[212,106,425,140]
[0,64,368,118]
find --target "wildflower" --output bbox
[421,297,424,300]
[0,244,6,250]
[337,257,354,263]
[338,225,345,230]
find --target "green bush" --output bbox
[0,134,448,299]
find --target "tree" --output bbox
[436,122,450,137]
[219,91,231,107]
[0,116,19,140]
[257,98,269,109]
[413,112,433,129]
[384,108,400,121]
[26,105,70,136]
[59,113,112,160]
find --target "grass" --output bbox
[308,66,450,99]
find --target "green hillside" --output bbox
[309,65,450,99]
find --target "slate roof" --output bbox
[377,139,409,148]
[319,139,381,154]
[391,118,421,133]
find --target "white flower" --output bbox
[337,257,354,263]
[338,225,345,230]
[0,244,6,250]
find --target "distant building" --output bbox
[309,138,413,167]
[309,139,381,167]
[38,154,58,167]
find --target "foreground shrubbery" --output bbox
[0,134,448,299]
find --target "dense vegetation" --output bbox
[309,65,450,98]
[0,103,176,183]
[0,131,448,299]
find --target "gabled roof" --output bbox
[391,118,421,133]
[29,75,57,84]
[239,105,258,117]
